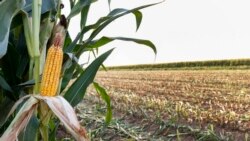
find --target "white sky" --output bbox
[62,0,250,66]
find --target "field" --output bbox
[74,70,250,141]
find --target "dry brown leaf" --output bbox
[0,95,89,141]
[36,96,89,141]
[0,97,38,141]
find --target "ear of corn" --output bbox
[40,44,63,96]
[40,16,66,96]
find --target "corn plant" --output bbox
[0,0,159,140]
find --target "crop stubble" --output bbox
[93,70,250,132]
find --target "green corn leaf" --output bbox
[65,53,79,63]
[16,52,29,79]
[1,0,57,58]
[80,5,90,30]
[69,0,75,9]
[93,82,112,124]
[64,48,114,106]
[87,2,161,42]
[19,115,39,141]
[102,8,143,32]
[61,64,76,92]
[10,0,58,31]
[67,0,96,19]
[16,29,29,78]
[0,0,25,59]
[1,44,21,86]
[0,75,13,93]
[65,6,148,53]
[18,79,35,87]
[66,52,84,72]
[107,8,127,16]
[88,36,157,54]
[64,16,110,53]
[107,0,111,11]
[133,10,142,31]
[63,33,73,50]
[64,31,84,53]
[72,2,161,55]
[107,8,142,31]
[61,53,85,92]
[0,98,14,126]
[79,5,90,41]
[48,120,59,141]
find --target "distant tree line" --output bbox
[106,59,250,70]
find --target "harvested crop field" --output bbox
[79,70,250,140]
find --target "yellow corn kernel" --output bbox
[40,45,63,96]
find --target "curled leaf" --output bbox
[6,95,31,120]
[36,95,89,141]
[0,94,31,127]
[0,95,88,141]
[0,97,38,141]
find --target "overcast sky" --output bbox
[62,0,250,66]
